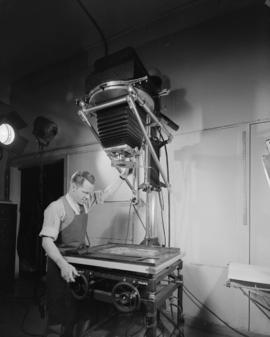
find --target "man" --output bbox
[40,170,127,337]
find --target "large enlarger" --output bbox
[65,47,184,337]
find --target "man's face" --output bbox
[71,179,95,205]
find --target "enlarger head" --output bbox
[76,47,179,190]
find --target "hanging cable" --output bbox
[158,129,171,247]
[183,286,251,337]
[158,190,166,247]
[75,0,108,56]
[132,204,146,231]
[85,230,91,246]
[163,142,171,247]
[158,310,184,337]
[125,200,133,243]
[240,288,270,320]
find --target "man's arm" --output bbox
[42,236,79,282]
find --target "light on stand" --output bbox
[0,123,15,145]
[32,116,58,149]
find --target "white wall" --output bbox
[172,125,250,329]
[249,122,270,333]
[9,4,270,335]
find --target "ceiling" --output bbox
[0,0,263,94]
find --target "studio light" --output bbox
[0,123,15,145]
[0,106,28,154]
[32,116,58,147]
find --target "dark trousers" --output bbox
[46,259,78,336]
[46,259,112,337]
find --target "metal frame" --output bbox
[77,80,173,244]
[69,258,184,337]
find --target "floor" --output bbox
[0,278,266,337]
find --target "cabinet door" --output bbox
[0,203,17,292]
[250,122,270,334]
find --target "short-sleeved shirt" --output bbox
[39,190,104,241]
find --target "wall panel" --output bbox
[169,125,250,328]
[250,122,270,334]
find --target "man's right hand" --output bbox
[41,237,80,283]
[58,259,79,283]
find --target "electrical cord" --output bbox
[75,0,108,56]
[164,150,171,247]
[132,204,146,230]
[85,230,91,246]
[183,286,251,337]
[158,190,166,247]
[249,297,270,320]
[163,142,171,247]
[158,129,171,247]
[158,309,184,337]
[240,288,270,320]
[244,289,270,312]
[125,200,133,243]
[170,301,183,314]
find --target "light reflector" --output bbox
[0,123,15,145]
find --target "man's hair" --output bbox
[70,171,96,186]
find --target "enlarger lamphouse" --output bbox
[64,48,184,337]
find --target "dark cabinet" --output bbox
[0,203,17,292]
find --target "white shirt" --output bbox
[39,191,105,240]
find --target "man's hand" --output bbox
[41,237,79,283]
[58,259,79,283]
